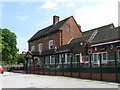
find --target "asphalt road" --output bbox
[1,71,119,88]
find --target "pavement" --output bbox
[1,71,119,89]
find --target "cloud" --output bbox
[74,0,118,31]
[16,16,29,21]
[66,3,74,7]
[40,0,57,10]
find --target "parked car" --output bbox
[0,65,4,74]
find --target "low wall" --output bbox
[27,67,120,83]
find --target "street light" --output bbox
[54,46,57,76]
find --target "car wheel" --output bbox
[1,72,4,74]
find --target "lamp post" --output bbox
[88,49,93,79]
[54,46,57,76]
[70,53,73,77]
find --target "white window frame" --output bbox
[45,56,50,64]
[59,54,62,64]
[49,40,53,49]
[93,52,107,64]
[31,45,35,52]
[65,54,67,63]
[66,25,70,31]
[66,53,71,64]
[118,50,120,61]
[38,43,42,52]
[50,55,55,64]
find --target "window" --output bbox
[64,54,71,63]
[59,54,62,64]
[67,54,71,63]
[103,53,107,60]
[45,56,50,64]
[49,40,53,49]
[62,54,65,63]
[31,46,35,52]
[93,52,107,64]
[59,54,65,63]
[66,25,70,31]
[93,54,98,63]
[108,52,116,60]
[50,56,55,64]
[38,43,42,52]
[118,51,120,60]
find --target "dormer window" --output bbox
[31,45,35,52]
[49,40,53,49]
[66,25,70,31]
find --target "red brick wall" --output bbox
[28,16,82,52]
[60,17,82,45]
[29,32,61,51]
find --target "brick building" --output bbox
[71,23,120,67]
[25,16,120,82]
[26,15,85,66]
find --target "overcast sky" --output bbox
[0,0,119,53]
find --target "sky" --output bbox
[0,0,119,53]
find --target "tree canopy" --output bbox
[1,28,19,63]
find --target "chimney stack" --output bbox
[53,15,59,25]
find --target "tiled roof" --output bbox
[56,42,87,54]
[91,26,120,44]
[41,49,55,56]
[56,43,77,53]
[28,16,71,42]
[70,23,115,44]
[83,23,114,36]
[70,34,91,43]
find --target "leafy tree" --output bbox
[1,28,19,64]
[16,54,25,64]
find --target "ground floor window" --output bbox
[93,52,107,64]
[67,54,71,63]
[50,55,55,64]
[45,56,50,64]
[59,54,65,64]
[118,50,120,60]
[73,54,79,63]
[45,56,55,64]
[108,52,116,61]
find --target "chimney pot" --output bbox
[53,15,59,25]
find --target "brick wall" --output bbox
[60,17,82,45]
[28,16,83,52]
[29,32,61,52]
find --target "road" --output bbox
[1,71,119,88]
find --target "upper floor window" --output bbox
[49,40,53,49]
[66,25,70,31]
[31,45,35,52]
[38,43,42,52]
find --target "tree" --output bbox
[1,28,19,64]
[16,54,25,64]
